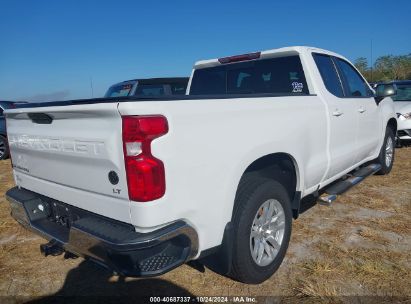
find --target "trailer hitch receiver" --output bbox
[40,240,64,257]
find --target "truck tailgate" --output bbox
[5,103,131,224]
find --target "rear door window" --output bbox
[313,54,344,97]
[190,55,309,95]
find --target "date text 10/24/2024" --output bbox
[149,296,257,303]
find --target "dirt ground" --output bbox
[0,148,410,303]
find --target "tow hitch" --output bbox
[40,240,64,257]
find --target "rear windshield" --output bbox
[392,84,411,101]
[105,84,134,97]
[190,55,309,95]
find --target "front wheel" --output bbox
[228,175,292,284]
[0,136,9,160]
[375,128,395,175]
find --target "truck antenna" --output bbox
[90,76,94,98]
[370,39,373,82]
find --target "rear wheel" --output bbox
[0,136,9,160]
[228,175,292,284]
[375,128,395,175]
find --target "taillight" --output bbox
[122,115,168,202]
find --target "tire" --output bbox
[228,175,292,284]
[375,128,395,175]
[0,135,9,160]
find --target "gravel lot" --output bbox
[0,148,410,303]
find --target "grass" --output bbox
[357,227,390,244]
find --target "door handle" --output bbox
[358,108,366,113]
[332,110,343,117]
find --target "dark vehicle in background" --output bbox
[0,101,28,160]
[0,101,13,159]
[0,101,29,159]
[104,77,189,98]
[0,105,6,159]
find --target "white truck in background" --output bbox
[5,46,397,284]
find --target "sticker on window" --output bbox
[292,82,304,93]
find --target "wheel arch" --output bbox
[387,117,397,133]
[203,152,301,276]
[233,152,302,219]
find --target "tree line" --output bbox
[354,53,411,83]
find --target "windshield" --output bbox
[105,83,134,97]
[392,84,411,101]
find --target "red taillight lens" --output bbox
[122,115,168,202]
[123,115,169,142]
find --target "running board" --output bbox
[318,164,381,206]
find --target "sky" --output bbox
[0,0,410,101]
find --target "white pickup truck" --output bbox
[5,46,398,284]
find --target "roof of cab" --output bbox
[193,46,346,70]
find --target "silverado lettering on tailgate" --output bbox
[8,134,106,157]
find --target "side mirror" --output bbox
[375,83,397,104]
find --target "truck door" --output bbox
[312,54,359,180]
[333,58,382,162]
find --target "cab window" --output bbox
[313,54,344,97]
[334,58,373,97]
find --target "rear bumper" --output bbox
[5,187,198,277]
